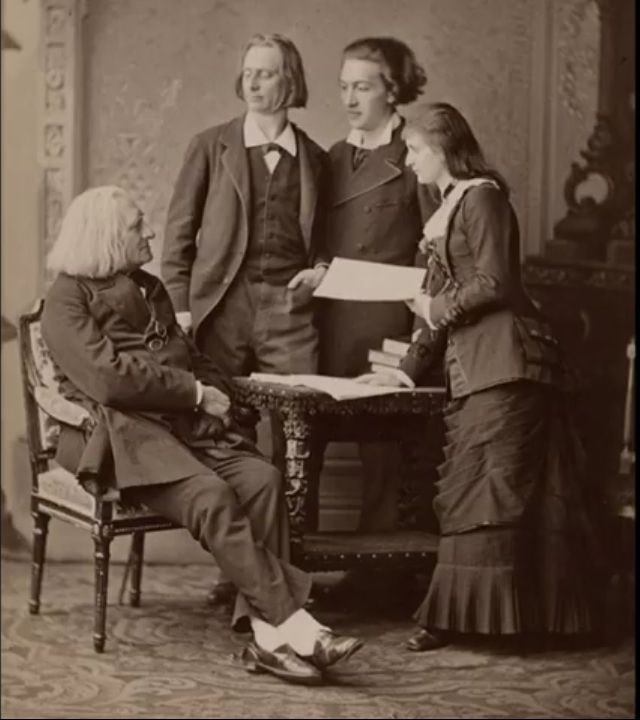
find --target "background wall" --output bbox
[2,0,601,562]
[2,0,42,557]
[84,0,547,271]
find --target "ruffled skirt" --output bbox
[414,382,603,635]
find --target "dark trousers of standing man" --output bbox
[307,439,401,532]
[199,271,319,471]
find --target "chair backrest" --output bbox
[19,299,66,469]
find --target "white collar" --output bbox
[423,178,500,242]
[243,113,297,156]
[346,112,401,150]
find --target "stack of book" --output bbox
[367,337,411,374]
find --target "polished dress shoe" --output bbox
[241,641,322,685]
[307,629,364,669]
[406,627,448,652]
[206,581,237,607]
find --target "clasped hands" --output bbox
[200,385,232,428]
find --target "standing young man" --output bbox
[317,37,435,534]
[162,33,329,603]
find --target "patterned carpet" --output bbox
[1,560,634,719]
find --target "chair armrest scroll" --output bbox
[34,386,93,430]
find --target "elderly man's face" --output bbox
[122,201,154,269]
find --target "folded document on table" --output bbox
[249,373,444,401]
[313,258,426,302]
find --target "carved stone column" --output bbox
[38,0,86,285]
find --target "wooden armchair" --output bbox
[19,299,179,652]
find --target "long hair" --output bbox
[404,102,510,195]
[47,186,135,278]
[342,37,427,106]
[235,33,308,109]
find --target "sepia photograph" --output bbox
[1,0,635,717]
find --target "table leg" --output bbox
[280,407,312,562]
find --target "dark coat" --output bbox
[318,123,436,376]
[41,270,254,490]
[400,184,571,395]
[161,115,330,346]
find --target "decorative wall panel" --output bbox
[39,0,84,277]
[546,0,600,237]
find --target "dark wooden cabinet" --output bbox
[523,256,634,514]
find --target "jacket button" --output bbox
[357,243,366,252]
[363,206,371,213]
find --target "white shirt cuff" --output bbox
[417,294,437,330]
[195,380,203,408]
[176,311,192,330]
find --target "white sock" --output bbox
[250,617,283,652]
[278,609,329,657]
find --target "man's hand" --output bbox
[355,372,404,387]
[176,311,193,334]
[287,265,327,291]
[200,385,231,425]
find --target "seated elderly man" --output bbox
[42,185,363,685]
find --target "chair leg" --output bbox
[129,532,145,608]
[91,527,113,653]
[29,510,50,615]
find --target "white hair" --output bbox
[47,186,136,278]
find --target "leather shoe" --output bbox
[206,581,236,607]
[308,629,364,669]
[240,641,322,685]
[406,627,448,652]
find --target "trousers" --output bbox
[125,451,311,629]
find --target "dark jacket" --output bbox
[161,116,330,346]
[41,270,254,490]
[318,123,436,376]
[401,184,571,396]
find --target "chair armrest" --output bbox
[34,386,92,429]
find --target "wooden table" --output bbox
[233,377,445,571]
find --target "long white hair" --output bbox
[47,186,136,278]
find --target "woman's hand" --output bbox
[354,371,403,387]
[405,293,433,324]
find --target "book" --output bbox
[368,349,403,368]
[382,338,411,356]
[370,362,401,375]
[249,373,421,401]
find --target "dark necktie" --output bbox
[262,142,282,156]
[352,146,371,171]
[442,183,455,200]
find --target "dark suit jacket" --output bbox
[401,184,571,395]
[318,123,437,376]
[162,115,329,345]
[41,270,254,490]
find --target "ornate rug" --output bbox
[1,561,634,719]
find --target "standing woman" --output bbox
[359,102,604,649]
[317,37,435,532]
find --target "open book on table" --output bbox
[249,373,445,401]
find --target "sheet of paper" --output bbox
[249,373,443,401]
[313,258,426,302]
